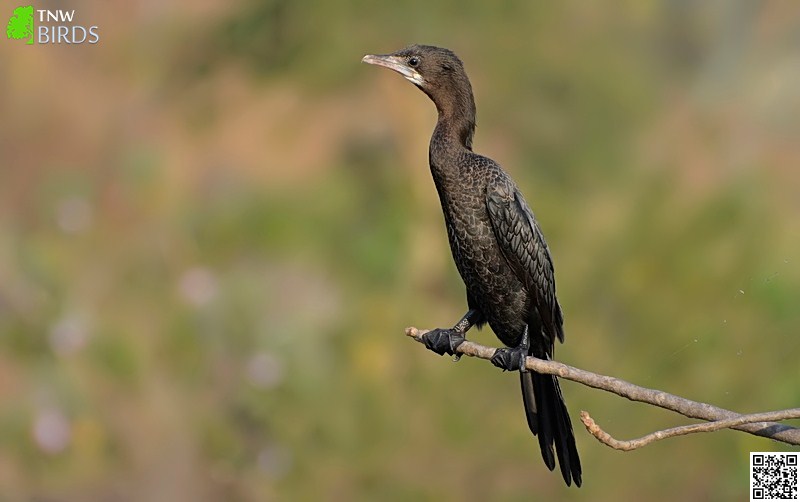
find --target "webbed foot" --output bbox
[491,326,531,372]
[421,328,466,357]
[491,346,529,372]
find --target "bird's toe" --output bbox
[491,347,527,372]
[421,328,465,356]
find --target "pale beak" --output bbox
[362,54,425,86]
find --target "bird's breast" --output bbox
[440,190,529,344]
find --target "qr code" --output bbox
[751,452,798,501]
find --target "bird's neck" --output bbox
[432,114,474,153]
[431,88,476,151]
[429,114,475,194]
[426,84,476,190]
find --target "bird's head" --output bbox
[362,44,475,122]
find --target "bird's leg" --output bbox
[491,325,530,372]
[421,309,479,359]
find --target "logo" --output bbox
[6,5,33,44]
[6,5,99,45]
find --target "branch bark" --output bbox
[405,327,800,448]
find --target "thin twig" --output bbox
[580,409,800,451]
[405,327,800,447]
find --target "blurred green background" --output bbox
[1,1,799,500]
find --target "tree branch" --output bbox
[405,327,800,448]
[580,409,800,451]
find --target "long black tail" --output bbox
[520,368,582,487]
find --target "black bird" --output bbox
[363,45,581,487]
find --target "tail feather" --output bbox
[520,370,582,487]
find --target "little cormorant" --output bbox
[363,44,582,487]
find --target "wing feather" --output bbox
[486,176,564,345]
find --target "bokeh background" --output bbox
[1,1,799,500]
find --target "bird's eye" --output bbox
[408,57,420,67]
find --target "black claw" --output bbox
[421,328,465,357]
[491,347,527,372]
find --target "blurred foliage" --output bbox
[1,1,799,501]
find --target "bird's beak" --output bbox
[362,54,425,86]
